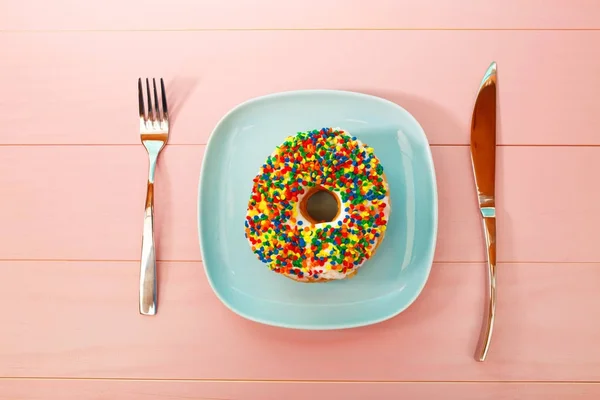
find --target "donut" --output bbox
[244,127,390,282]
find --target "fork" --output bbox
[138,78,169,316]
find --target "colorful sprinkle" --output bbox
[244,127,389,281]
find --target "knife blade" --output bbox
[470,61,497,362]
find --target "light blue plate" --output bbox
[198,89,438,329]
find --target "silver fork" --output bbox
[138,78,169,316]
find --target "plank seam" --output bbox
[3,144,600,148]
[0,377,600,384]
[0,260,598,264]
[1,28,600,33]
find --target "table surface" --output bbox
[2,1,600,399]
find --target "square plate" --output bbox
[198,89,437,329]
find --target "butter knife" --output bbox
[470,61,497,362]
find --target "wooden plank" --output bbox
[1,0,598,31]
[1,145,599,263]
[0,380,599,400]
[1,31,599,145]
[0,145,203,261]
[0,261,599,381]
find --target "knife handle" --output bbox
[475,213,496,361]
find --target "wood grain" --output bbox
[2,145,599,263]
[0,380,599,400]
[1,31,600,145]
[1,0,598,31]
[0,261,599,381]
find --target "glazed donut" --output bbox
[244,127,390,282]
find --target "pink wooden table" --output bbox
[1,1,600,398]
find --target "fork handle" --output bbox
[475,215,497,361]
[139,154,158,315]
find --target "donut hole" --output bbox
[301,187,340,224]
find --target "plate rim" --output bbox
[197,88,439,329]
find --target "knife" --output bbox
[470,61,497,362]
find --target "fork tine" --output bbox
[152,78,161,121]
[145,78,154,122]
[160,78,168,121]
[138,78,146,121]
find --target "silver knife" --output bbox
[470,61,497,362]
